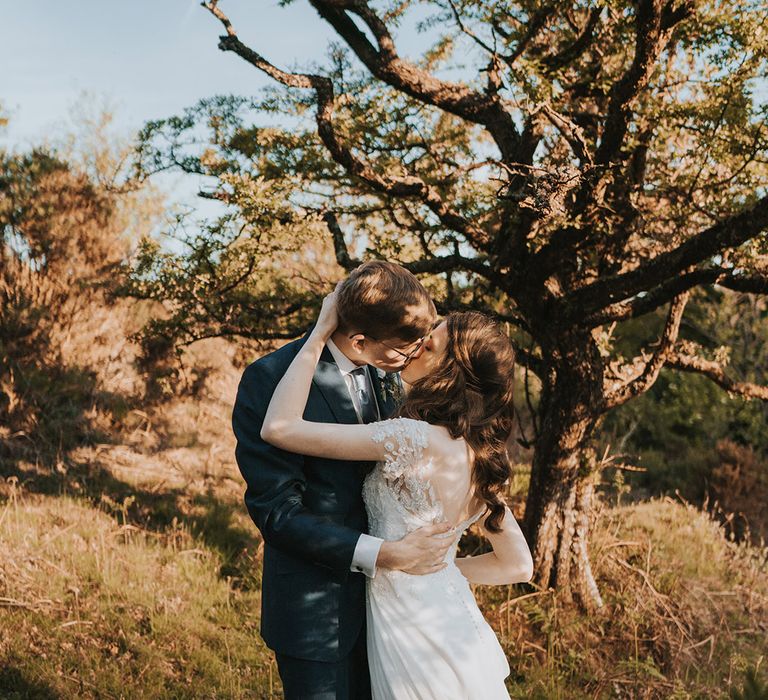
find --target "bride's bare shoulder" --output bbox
[421,423,473,469]
[388,419,473,472]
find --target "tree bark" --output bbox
[523,333,605,610]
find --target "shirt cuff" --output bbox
[351,533,384,578]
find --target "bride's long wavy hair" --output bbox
[395,312,516,532]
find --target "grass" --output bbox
[0,482,278,699]
[474,497,768,699]
[2,470,766,699]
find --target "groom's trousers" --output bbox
[275,622,371,700]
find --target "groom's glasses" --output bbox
[367,336,426,364]
[350,322,439,366]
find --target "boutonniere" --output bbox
[376,369,404,406]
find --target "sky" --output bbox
[2,1,338,146]
[0,0,437,222]
[0,0,440,146]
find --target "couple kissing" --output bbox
[232,260,533,699]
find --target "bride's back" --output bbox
[423,424,485,527]
[364,417,486,542]
[363,420,514,700]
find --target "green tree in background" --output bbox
[130,0,768,608]
[599,287,768,541]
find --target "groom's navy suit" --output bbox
[232,334,397,697]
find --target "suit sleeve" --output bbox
[232,360,362,572]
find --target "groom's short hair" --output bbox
[337,261,436,343]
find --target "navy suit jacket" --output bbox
[232,335,397,662]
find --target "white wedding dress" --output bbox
[362,417,511,699]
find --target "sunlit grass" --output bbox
[475,497,768,699]
[2,476,766,699]
[0,484,279,699]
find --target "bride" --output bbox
[261,291,534,699]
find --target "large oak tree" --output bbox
[131,0,768,608]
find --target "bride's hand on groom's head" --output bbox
[315,288,340,337]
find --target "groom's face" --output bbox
[345,301,437,371]
[348,333,429,372]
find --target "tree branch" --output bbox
[445,0,497,62]
[505,3,558,64]
[202,1,314,88]
[541,7,603,72]
[202,2,490,248]
[322,210,502,287]
[582,267,768,326]
[308,0,521,162]
[322,210,361,270]
[530,1,693,273]
[561,194,768,321]
[436,298,531,334]
[717,273,768,295]
[493,113,547,272]
[604,291,689,409]
[400,254,495,280]
[539,104,593,166]
[665,349,768,401]
[595,0,693,167]
[507,339,543,377]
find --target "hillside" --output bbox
[1,331,766,698]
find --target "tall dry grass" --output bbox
[474,495,768,699]
[2,471,767,699]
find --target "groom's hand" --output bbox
[376,522,455,575]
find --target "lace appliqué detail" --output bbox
[370,418,442,522]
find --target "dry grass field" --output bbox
[1,301,767,699]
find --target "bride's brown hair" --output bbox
[396,312,516,532]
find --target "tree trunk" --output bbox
[523,336,605,610]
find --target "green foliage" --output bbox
[731,667,768,700]
[128,0,768,352]
[599,287,768,504]
[119,206,329,350]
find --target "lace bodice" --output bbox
[362,417,482,562]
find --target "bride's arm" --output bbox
[455,507,533,585]
[261,292,386,462]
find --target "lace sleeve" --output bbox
[371,418,442,520]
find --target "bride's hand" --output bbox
[315,288,340,337]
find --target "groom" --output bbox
[232,261,452,699]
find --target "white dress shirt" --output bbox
[326,338,385,578]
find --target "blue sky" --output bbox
[0,0,439,222]
[0,0,441,148]
[1,1,345,146]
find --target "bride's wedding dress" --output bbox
[362,417,511,699]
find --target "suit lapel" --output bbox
[310,339,400,423]
[313,345,360,425]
